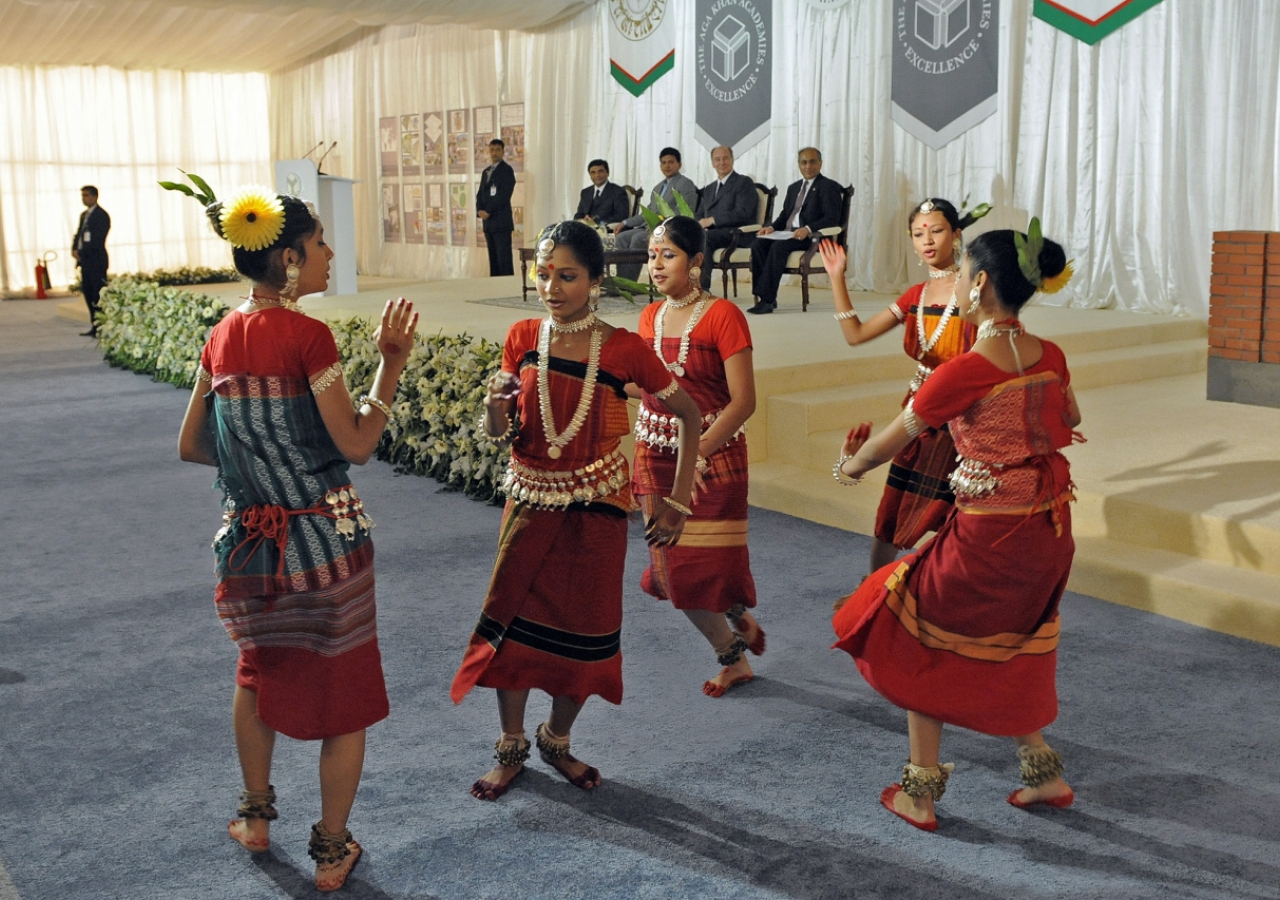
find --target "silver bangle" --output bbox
[358,394,394,422]
[662,496,693,516]
[834,309,859,321]
[479,412,516,442]
[832,455,862,486]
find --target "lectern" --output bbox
[274,159,358,297]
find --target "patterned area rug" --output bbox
[467,294,651,314]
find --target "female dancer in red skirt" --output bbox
[451,221,702,799]
[820,199,985,574]
[179,187,418,890]
[831,221,1080,831]
[632,216,764,697]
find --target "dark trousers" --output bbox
[485,230,514,277]
[79,263,108,322]
[703,228,752,291]
[749,237,807,306]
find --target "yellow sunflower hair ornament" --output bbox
[220,186,286,252]
[1040,260,1074,294]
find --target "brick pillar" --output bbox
[1208,231,1280,407]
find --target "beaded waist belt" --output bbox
[217,484,372,576]
[634,406,743,451]
[949,457,1001,498]
[501,448,628,509]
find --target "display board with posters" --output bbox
[448,109,470,176]
[381,182,401,242]
[379,117,398,177]
[400,114,421,177]
[473,105,496,173]
[500,103,525,174]
[448,182,469,245]
[511,180,527,248]
[403,183,424,244]
[423,111,445,176]
[427,182,446,246]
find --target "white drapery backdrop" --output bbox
[271,0,1280,317]
[0,66,271,292]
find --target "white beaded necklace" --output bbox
[245,289,302,313]
[927,261,960,280]
[915,284,957,358]
[653,291,711,377]
[537,317,601,460]
[548,312,598,333]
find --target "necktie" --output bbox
[76,210,88,250]
[789,182,809,229]
[713,181,721,202]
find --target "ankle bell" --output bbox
[715,635,748,667]
[236,786,278,821]
[900,762,956,801]
[535,722,571,760]
[493,732,531,767]
[1017,744,1065,787]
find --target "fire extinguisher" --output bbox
[35,251,56,299]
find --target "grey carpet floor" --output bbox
[2,300,1279,900]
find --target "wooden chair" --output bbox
[615,185,644,226]
[783,184,854,311]
[709,182,776,298]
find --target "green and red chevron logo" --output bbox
[610,50,675,98]
[1033,0,1165,45]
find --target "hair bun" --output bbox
[1037,238,1068,281]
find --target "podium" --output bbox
[274,159,358,297]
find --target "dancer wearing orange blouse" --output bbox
[820,199,982,575]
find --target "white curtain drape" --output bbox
[0,65,270,292]
[270,0,1280,317]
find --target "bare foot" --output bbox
[702,658,754,697]
[470,761,524,800]
[314,839,361,892]
[227,817,270,852]
[543,753,601,789]
[731,611,766,655]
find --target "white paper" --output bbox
[757,230,794,240]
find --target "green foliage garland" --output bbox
[96,279,508,500]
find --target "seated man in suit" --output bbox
[747,147,842,314]
[695,145,760,291]
[574,159,629,227]
[612,147,699,280]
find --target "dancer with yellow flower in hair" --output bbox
[830,222,1081,833]
[177,184,418,891]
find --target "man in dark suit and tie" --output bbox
[476,138,516,276]
[574,159,629,227]
[747,148,843,314]
[72,185,110,336]
[696,145,760,291]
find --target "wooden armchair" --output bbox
[709,182,776,298]
[783,184,854,311]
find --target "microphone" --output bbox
[316,141,338,174]
[302,140,324,160]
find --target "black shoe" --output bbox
[746,302,775,315]
[80,328,98,337]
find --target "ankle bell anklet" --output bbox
[236,786,278,821]
[535,722,571,760]
[900,762,955,801]
[1017,744,1065,787]
[493,732,531,767]
[307,822,355,865]
[715,635,749,667]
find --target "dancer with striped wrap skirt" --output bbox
[452,221,703,800]
[631,215,764,698]
[179,187,418,892]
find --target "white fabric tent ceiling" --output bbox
[0,0,593,72]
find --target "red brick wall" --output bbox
[1209,231,1279,363]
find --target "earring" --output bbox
[689,265,701,282]
[589,285,601,311]
[917,256,925,268]
[966,285,982,315]
[282,263,300,298]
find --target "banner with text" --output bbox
[1033,0,1164,45]
[609,0,675,97]
[694,0,772,155]
[891,0,998,150]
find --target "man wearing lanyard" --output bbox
[747,148,841,314]
[476,139,516,276]
[72,185,111,336]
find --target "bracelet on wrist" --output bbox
[478,412,516,442]
[834,308,859,321]
[832,455,862,486]
[358,394,394,422]
[695,455,710,475]
[662,496,693,517]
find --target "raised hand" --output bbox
[374,298,418,367]
[485,370,521,405]
[841,422,872,458]
[819,239,846,277]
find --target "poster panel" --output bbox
[400,114,421,177]
[381,182,401,242]
[473,105,496,172]
[379,117,398,177]
[448,109,471,176]
[500,103,525,173]
[403,183,424,244]
[427,182,446,245]
[448,182,469,245]
[423,111,445,176]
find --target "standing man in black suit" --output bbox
[72,185,110,336]
[574,159,629,227]
[476,138,516,276]
[695,146,760,291]
[747,148,843,314]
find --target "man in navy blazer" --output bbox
[574,159,629,226]
[72,185,111,336]
[695,146,760,291]
[747,148,843,314]
[476,138,516,276]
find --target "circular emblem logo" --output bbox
[697,0,768,99]
[894,0,993,73]
[609,0,666,42]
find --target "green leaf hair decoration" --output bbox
[1014,217,1045,288]
[640,206,664,230]
[158,169,217,206]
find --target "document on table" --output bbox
[757,231,796,240]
